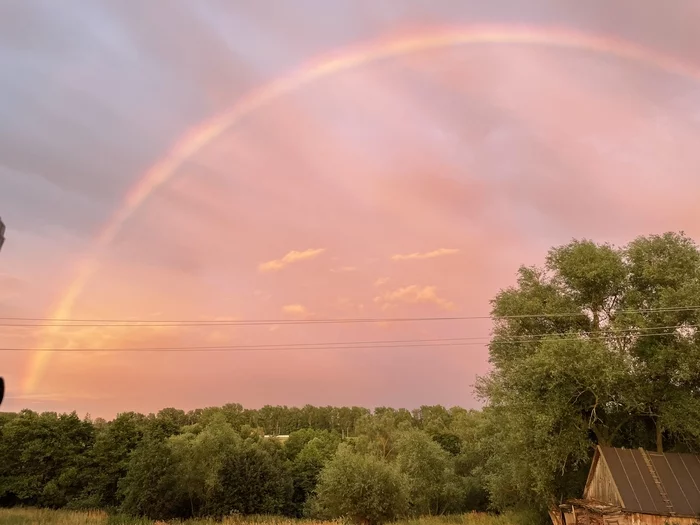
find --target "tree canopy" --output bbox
[0,403,486,521]
[477,231,700,512]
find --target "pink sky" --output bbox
[1,1,700,418]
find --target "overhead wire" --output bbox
[0,324,695,352]
[0,305,698,327]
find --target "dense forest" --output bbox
[3,231,700,524]
[0,404,489,522]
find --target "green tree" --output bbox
[289,433,341,516]
[119,434,186,519]
[285,428,338,460]
[0,411,94,507]
[214,435,292,516]
[449,409,490,512]
[619,233,700,452]
[354,412,407,460]
[337,406,371,438]
[477,232,700,514]
[311,444,408,525]
[79,412,145,509]
[394,430,463,516]
[169,414,241,517]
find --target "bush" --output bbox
[311,444,408,525]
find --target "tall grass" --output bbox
[0,507,109,524]
[0,509,536,525]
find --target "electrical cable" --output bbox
[0,324,694,352]
[0,305,698,327]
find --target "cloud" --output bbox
[258,248,325,272]
[374,277,389,287]
[374,285,455,311]
[391,248,460,261]
[282,304,308,315]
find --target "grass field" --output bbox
[0,509,535,525]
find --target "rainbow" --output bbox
[24,24,700,394]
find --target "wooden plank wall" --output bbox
[572,509,699,525]
[626,514,700,525]
[585,454,622,506]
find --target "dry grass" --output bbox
[0,509,534,525]
[0,508,110,524]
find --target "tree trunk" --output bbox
[655,420,663,453]
[590,423,611,447]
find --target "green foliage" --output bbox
[477,231,700,512]
[288,431,341,517]
[394,430,463,516]
[212,434,293,517]
[78,413,146,509]
[353,412,406,460]
[118,435,185,520]
[0,402,496,521]
[285,429,339,461]
[0,411,94,508]
[311,444,409,524]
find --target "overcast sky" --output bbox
[1,0,700,418]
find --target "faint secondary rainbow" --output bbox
[24,24,700,394]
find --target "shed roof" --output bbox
[595,446,700,518]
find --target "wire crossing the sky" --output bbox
[1,305,699,327]
[1,324,695,352]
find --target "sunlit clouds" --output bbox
[259,249,327,273]
[282,304,309,316]
[391,249,460,261]
[374,285,456,311]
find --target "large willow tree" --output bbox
[477,232,700,512]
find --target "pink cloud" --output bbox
[374,285,456,311]
[258,248,326,273]
[391,248,460,261]
[282,304,309,316]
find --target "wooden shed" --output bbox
[557,446,700,525]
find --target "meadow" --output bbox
[0,509,532,525]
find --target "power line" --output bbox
[1,325,693,352]
[1,305,699,327]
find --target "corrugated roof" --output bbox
[599,446,700,517]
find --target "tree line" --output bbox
[2,231,700,523]
[0,404,489,522]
